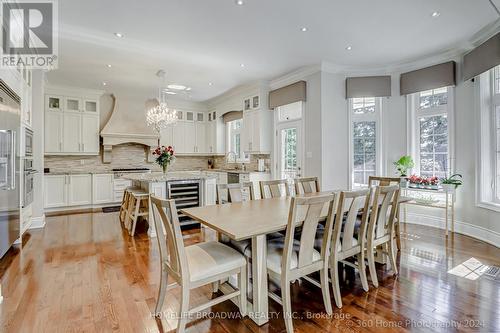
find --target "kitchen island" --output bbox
[121,171,217,237]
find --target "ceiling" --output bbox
[47,0,499,102]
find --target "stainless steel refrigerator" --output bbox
[0,80,20,258]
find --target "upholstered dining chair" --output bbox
[327,189,372,308]
[266,193,336,333]
[150,196,247,333]
[260,179,290,199]
[368,176,403,251]
[365,185,400,288]
[294,177,320,194]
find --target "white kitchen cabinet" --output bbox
[81,114,99,153]
[44,175,67,208]
[45,111,63,153]
[160,126,174,147]
[44,87,102,156]
[68,174,92,206]
[241,109,272,154]
[62,112,81,152]
[195,121,207,153]
[92,174,114,204]
[184,122,196,153]
[113,178,132,203]
[172,122,186,152]
[204,177,217,206]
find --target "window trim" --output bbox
[407,87,455,179]
[348,97,383,189]
[226,119,243,163]
[476,68,500,210]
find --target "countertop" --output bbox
[205,168,270,174]
[121,171,217,182]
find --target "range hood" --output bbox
[100,94,158,163]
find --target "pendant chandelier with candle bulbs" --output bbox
[146,70,178,134]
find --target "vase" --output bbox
[162,163,169,174]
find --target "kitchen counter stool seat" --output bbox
[119,186,140,224]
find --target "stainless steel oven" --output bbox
[24,127,33,156]
[23,158,35,207]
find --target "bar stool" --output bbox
[125,189,150,236]
[119,186,139,224]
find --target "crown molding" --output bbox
[206,80,267,107]
[269,65,321,90]
[45,84,105,97]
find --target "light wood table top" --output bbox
[181,192,333,241]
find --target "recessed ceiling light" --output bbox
[208,82,213,86]
[431,11,440,17]
[167,84,187,90]
[235,0,244,5]
[240,63,245,68]
[165,91,177,95]
[186,87,192,91]
[102,82,107,86]
[346,46,352,51]
[114,32,123,38]
[301,27,308,32]
[106,64,112,68]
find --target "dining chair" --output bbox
[260,179,290,199]
[266,193,336,333]
[294,177,320,194]
[150,195,247,333]
[365,185,400,288]
[328,189,372,308]
[216,182,254,204]
[368,176,403,251]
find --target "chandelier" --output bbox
[146,70,178,136]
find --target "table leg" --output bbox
[250,234,269,326]
[445,194,449,236]
[147,195,157,238]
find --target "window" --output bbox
[478,66,500,208]
[227,119,242,161]
[349,97,382,188]
[409,87,453,179]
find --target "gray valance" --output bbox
[269,81,306,109]
[400,61,456,95]
[346,76,391,98]
[222,111,243,123]
[463,32,500,81]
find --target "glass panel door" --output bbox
[277,121,302,181]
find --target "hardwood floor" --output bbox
[0,211,498,332]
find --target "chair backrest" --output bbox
[150,195,188,284]
[282,193,336,273]
[216,182,254,204]
[367,185,400,241]
[332,189,371,254]
[260,179,290,199]
[368,176,401,187]
[294,177,320,195]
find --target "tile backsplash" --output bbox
[45,143,271,173]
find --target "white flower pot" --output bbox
[441,184,456,193]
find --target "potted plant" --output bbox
[408,174,421,188]
[394,155,415,177]
[440,174,463,192]
[428,176,439,190]
[152,145,176,173]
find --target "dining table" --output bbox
[181,192,332,326]
[181,190,409,326]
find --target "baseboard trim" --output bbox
[30,215,46,229]
[405,212,500,248]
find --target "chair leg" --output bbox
[177,287,190,333]
[394,220,402,251]
[330,258,342,308]
[130,197,141,236]
[367,246,379,288]
[388,239,399,275]
[320,267,332,315]
[357,252,369,292]
[155,268,168,315]
[126,195,134,231]
[212,281,219,293]
[281,277,294,333]
[238,265,247,316]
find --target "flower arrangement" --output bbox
[152,145,176,173]
[408,175,439,189]
[441,174,463,191]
